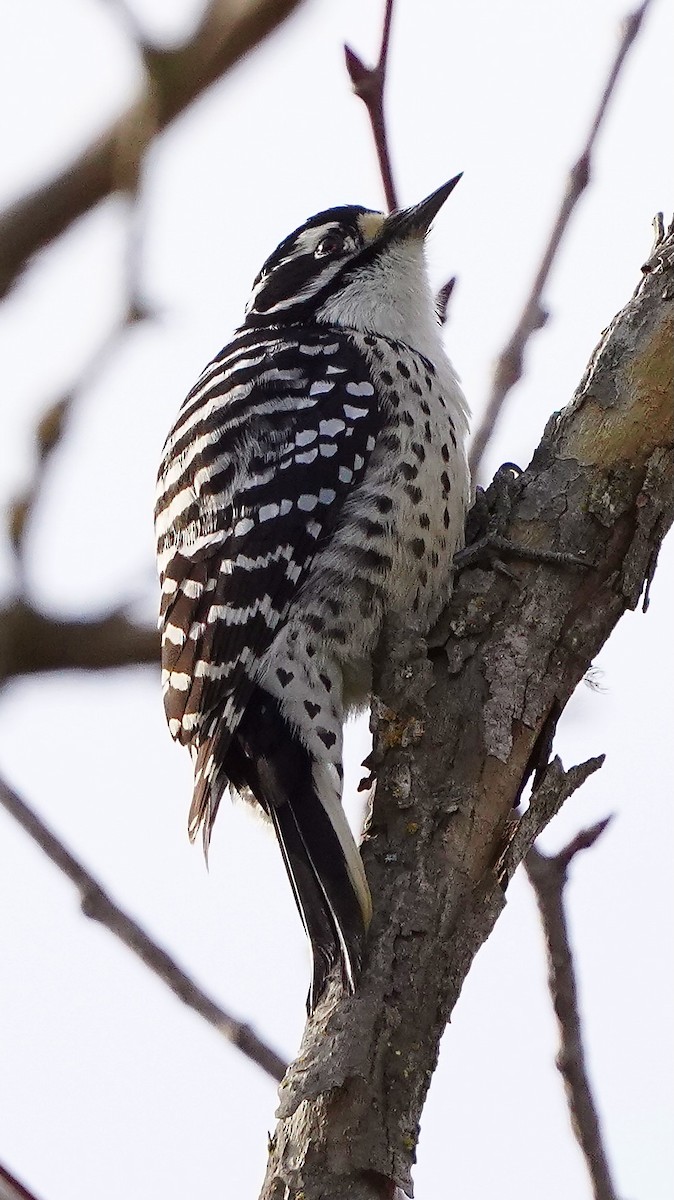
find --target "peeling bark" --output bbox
[260,228,674,1199]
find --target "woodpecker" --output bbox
[155,177,470,1010]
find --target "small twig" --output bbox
[435,275,457,327]
[346,0,462,324]
[8,305,149,584]
[0,776,287,1083]
[496,754,605,884]
[526,819,619,1200]
[469,0,653,480]
[345,0,398,211]
[7,181,152,591]
[0,1163,44,1200]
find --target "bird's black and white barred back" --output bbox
[155,176,470,1010]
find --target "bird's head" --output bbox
[243,175,462,345]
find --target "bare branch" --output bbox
[0,1162,44,1200]
[0,0,307,298]
[496,755,605,886]
[435,275,456,326]
[345,0,398,211]
[0,1161,44,1200]
[0,602,159,682]
[0,775,287,1083]
[526,820,619,1200]
[469,0,653,480]
[346,0,460,325]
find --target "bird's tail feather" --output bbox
[227,687,371,1011]
[268,802,345,1010]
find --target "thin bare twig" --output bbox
[346,1,459,322]
[469,0,653,480]
[435,275,457,326]
[526,820,619,1200]
[8,298,150,585]
[6,172,153,603]
[0,1163,44,1200]
[496,755,605,885]
[2,195,156,675]
[0,775,287,1083]
[345,0,398,212]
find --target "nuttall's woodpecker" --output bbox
[155,176,471,1011]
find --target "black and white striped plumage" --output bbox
[155,177,470,1010]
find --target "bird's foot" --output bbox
[455,462,593,577]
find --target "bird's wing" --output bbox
[155,325,383,817]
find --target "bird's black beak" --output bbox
[382,173,463,241]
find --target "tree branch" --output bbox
[0,1163,44,1200]
[0,602,159,682]
[0,0,306,298]
[0,775,287,1083]
[469,0,654,480]
[345,0,458,325]
[526,821,619,1200]
[345,0,398,212]
[495,755,605,887]
[260,220,674,1198]
[8,272,151,587]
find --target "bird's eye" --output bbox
[314,232,345,259]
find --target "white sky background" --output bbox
[0,0,672,1197]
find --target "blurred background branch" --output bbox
[0,1162,44,1200]
[0,0,306,299]
[0,774,287,1083]
[0,602,158,681]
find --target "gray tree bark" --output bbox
[260,224,674,1199]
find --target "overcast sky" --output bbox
[0,2,672,1198]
